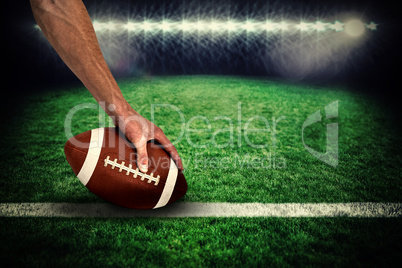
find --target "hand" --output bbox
[115,108,184,173]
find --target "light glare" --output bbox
[264,21,276,31]
[366,21,378,31]
[296,22,310,31]
[35,18,377,36]
[313,21,328,32]
[344,19,365,37]
[225,20,239,31]
[331,21,344,32]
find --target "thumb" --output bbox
[136,143,149,173]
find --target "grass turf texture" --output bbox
[1,76,401,266]
[1,218,402,267]
[1,75,400,203]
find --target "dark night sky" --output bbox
[3,0,400,114]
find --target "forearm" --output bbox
[30,0,131,117]
[30,0,184,171]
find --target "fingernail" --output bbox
[141,165,148,173]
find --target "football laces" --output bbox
[103,156,160,186]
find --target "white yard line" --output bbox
[0,202,401,218]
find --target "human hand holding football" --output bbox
[111,104,184,174]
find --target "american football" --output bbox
[64,127,187,209]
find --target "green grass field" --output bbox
[1,76,401,266]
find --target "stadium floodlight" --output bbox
[263,21,276,31]
[209,21,223,32]
[92,21,118,32]
[34,18,377,36]
[178,20,193,31]
[92,21,104,32]
[225,20,240,32]
[296,22,311,31]
[159,20,174,32]
[313,21,329,32]
[277,21,289,31]
[195,20,209,32]
[366,21,378,31]
[141,20,154,31]
[242,20,256,32]
[123,21,139,32]
[330,21,344,32]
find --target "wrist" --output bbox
[104,100,137,126]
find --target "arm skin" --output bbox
[30,0,183,172]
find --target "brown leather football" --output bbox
[64,127,187,209]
